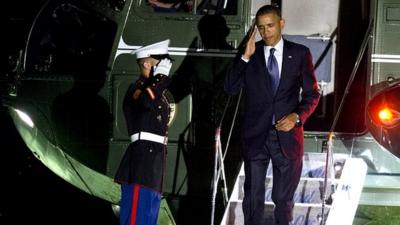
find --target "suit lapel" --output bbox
[278,40,292,95]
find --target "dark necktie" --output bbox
[267,48,279,95]
[268,48,279,125]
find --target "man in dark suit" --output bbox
[224,5,320,225]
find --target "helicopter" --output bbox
[2,0,400,224]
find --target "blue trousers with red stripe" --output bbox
[120,184,161,225]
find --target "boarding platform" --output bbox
[220,153,367,225]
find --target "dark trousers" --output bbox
[242,129,303,225]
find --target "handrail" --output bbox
[320,18,374,225]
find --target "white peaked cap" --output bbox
[131,39,170,59]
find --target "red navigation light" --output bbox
[378,108,393,121]
[377,107,400,127]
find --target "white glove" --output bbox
[153,58,172,76]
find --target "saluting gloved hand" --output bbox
[153,58,172,76]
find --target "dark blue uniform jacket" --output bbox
[115,74,171,192]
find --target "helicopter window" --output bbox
[141,0,237,15]
[25,1,117,76]
[197,0,237,15]
[146,0,193,13]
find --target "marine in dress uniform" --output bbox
[114,39,173,225]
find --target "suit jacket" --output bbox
[224,39,320,160]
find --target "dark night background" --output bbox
[1,1,119,224]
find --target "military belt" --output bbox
[130,131,168,145]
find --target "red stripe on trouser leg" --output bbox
[130,184,140,225]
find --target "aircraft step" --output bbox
[235,152,348,204]
[226,201,329,225]
[220,153,367,225]
[237,176,336,204]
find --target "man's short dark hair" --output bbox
[256,5,281,19]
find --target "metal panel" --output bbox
[371,0,400,85]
